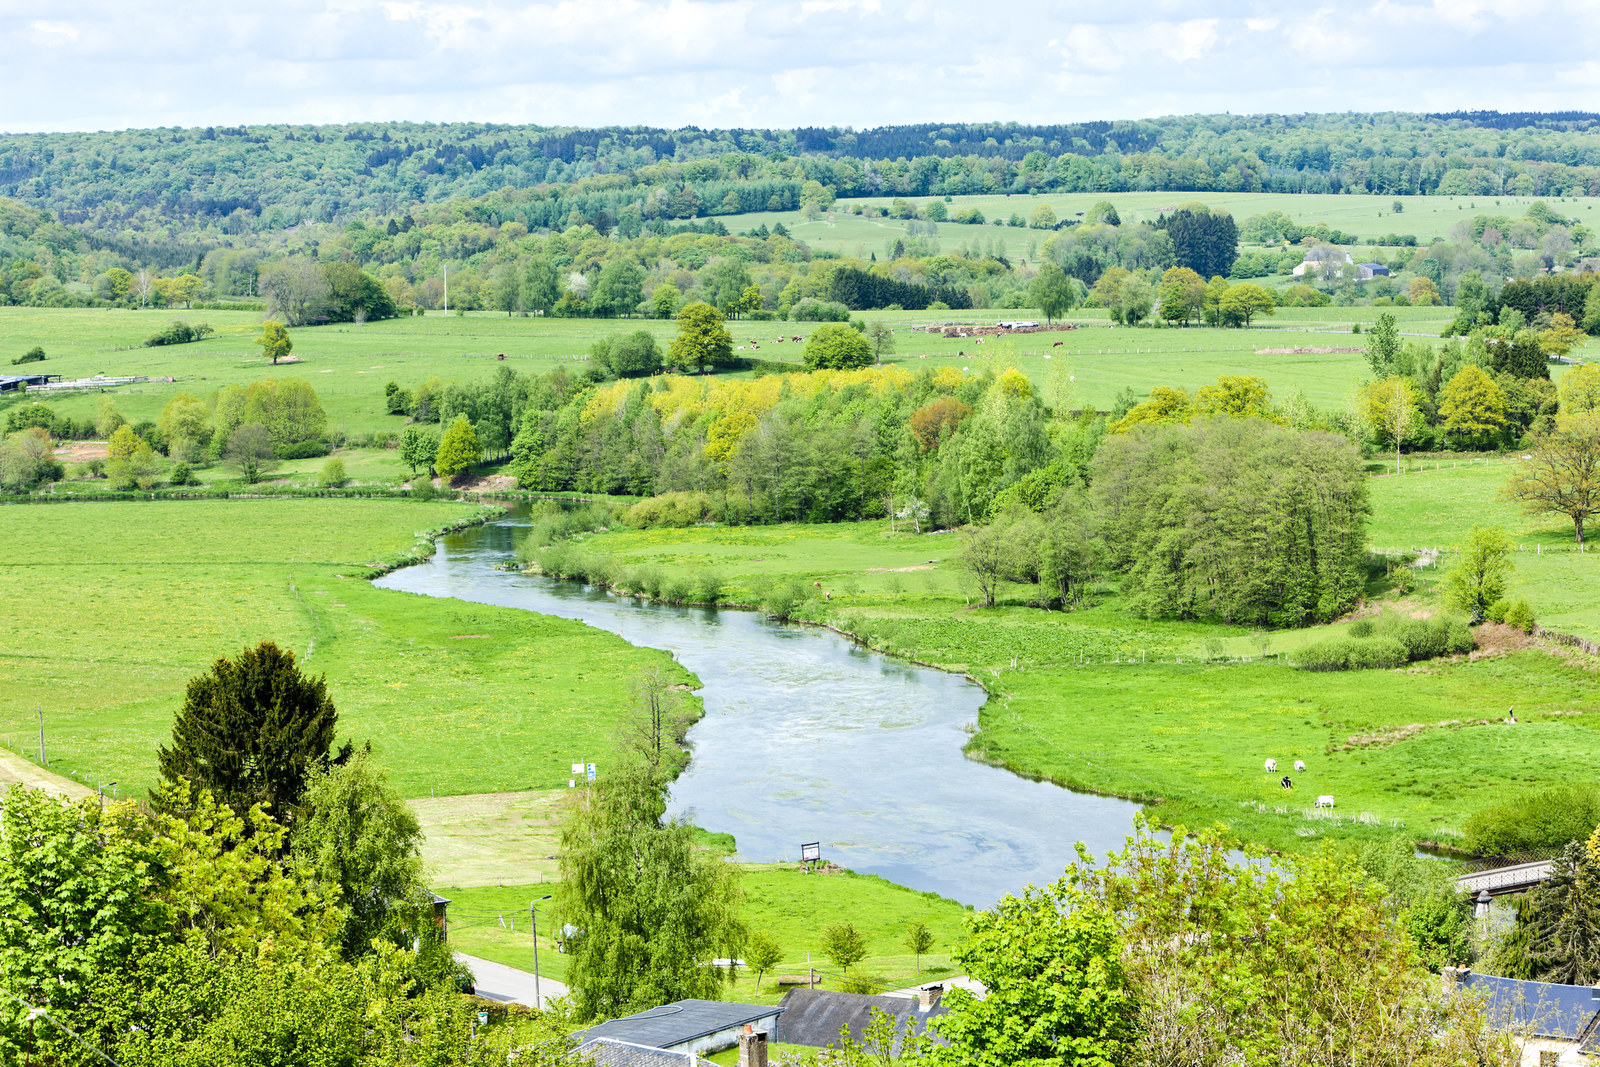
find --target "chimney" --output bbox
[918,985,942,1012]
[738,1027,768,1067]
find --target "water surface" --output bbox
[376,518,1141,906]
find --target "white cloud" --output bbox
[0,0,1594,131]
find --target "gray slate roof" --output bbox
[1464,973,1600,1040]
[575,1037,715,1067]
[775,989,948,1050]
[577,1000,781,1050]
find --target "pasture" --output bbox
[0,499,690,799]
[0,303,1489,448]
[721,190,1600,261]
[443,867,971,1001]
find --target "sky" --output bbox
[2,0,1596,133]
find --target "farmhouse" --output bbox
[576,1000,782,1058]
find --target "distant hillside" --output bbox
[3,112,1600,243]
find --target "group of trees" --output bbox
[1,640,568,1066]
[0,377,331,492]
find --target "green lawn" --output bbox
[0,499,691,798]
[443,867,971,1002]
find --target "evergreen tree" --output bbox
[157,641,350,819]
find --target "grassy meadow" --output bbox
[548,443,1600,853]
[0,499,693,799]
[720,190,1600,260]
[443,867,971,1001]
[0,302,1513,454]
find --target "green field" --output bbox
[444,867,971,1002]
[721,190,1600,260]
[0,499,692,799]
[1,303,1524,456]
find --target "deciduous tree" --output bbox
[255,319,292,365]
[821,923,868,976]
[1360,376,1422,475]
[1444,525,1514,622]
[398,424,440,477]
[1439,364,1507,447]
[434,413,481,483]
[803,322,873,370]
[668,301,733,374]
[1504,415,1600,543]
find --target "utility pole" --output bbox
[531,894,552,1009]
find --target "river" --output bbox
[375,516,1142,907]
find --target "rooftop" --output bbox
[577,1000,781,1050]
[1464,973,1600,1040]
[775,988,949,1050]
[575,1037,715,1067]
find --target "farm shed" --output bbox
[1448,968,1600,1066]
[577,1000,783,1058]
[0,373,61,393]
[1358,263,1392,278]
[774,987,950,1051]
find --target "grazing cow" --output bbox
[1052,341,1064,348]
[1315,795,1335,809]
[1264,759,1277,773]
[1280,776,1293,789]
[496,353,506,360]
[776,337,785,342]
[1294,760,1306,772]
[813,581,821,588]
[792,335,803,342]
[825,591,832,601]
[737,346,746,352]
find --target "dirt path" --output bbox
[0,747,94,797]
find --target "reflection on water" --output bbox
[375,519,1141,906]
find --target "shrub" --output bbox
[1464,784,1600,857]
[1345,636,1409,670]
[321,457,347,487]
[624,491,714,528]
[662,576,693,604]
[763,581,807,621]
[275,439,330,460]
[168,461,199,487]
[144,320,214,347]
[1486,598,1511,624]
[694,571,725,605]
[790,298,851,322]
[838,973,886,995]
[1348,619,1374,638]
[12,346,44,365]
[1505,599,1536,633]
[411,478,437,501]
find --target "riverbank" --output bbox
[536,517,1600,856]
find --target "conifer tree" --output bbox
[157,641,349,819]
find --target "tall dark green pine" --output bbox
[157,641,349,818]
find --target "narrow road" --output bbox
[456,952,567,1009]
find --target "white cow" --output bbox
[1294,760,1306,772]
[1315,795,1335,809]
[1264,759,1277,773]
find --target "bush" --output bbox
[321,457,347,487]
[763,581,807,621]
[1346,636,1409,670]
[1348,619,1374,638]
[694,571,725,605]
[1296,638,1358,672]
[411,478,437,501]
[1486,598,1511,624]
[790,298,851,322]
[1505,599,1536,633]
[168,462,199,487]
[144,320,214,347]
[624,491,714,528]
[838,973,886,995]
[1295,612,1471,671]
[1464,784,1600,857]
[662,576,694,604]
[12,346,44,365]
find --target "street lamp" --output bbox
[531,894,553,1010]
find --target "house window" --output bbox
[1540,1050,1560,1067]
